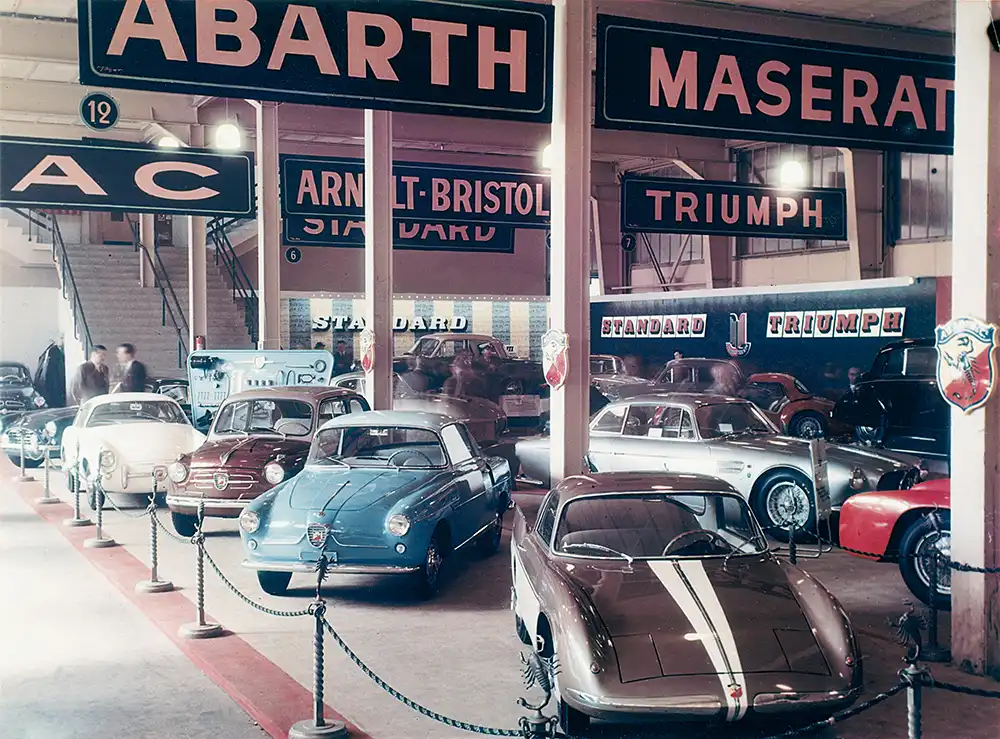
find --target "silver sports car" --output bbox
[511,471,863,734]
[514,393,921,537]
[589,354,646,399]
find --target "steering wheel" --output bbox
[386,449,434,467]
[661,529,733,557]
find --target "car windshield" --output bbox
[213,398,313,437]
[309,426,447,468]
[590,358,618,375]
[0,364,31,386]
[696,402,776,438]
[554,492,766,560]
[88,400,188,426]
[405,338,439,357]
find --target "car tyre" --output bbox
[754,470,817,544]
[412,528,446,598]
[475,513,503,557]
[789,412,826,439]
[257,571,292,596]
[515,613,531,645]
[7,454,41,469]
[538,619,591,735]
[854,418,886,447]
[171,511,198,538]
[899,513,951,611]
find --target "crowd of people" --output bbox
[69,343,149,405]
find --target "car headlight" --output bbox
[849,467,867,490]
[167,461,188,483]
[239,510,260,534]
[44,421,57,438]
[33,395,46,408]
[387,514,410,537]
[99,449,116,470]
[264,462,285,485]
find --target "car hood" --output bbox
[16,406,78,430]
[0,384,33,395]
[568,556,828,678]
[87,424,205,460]
[394,394,502,421]
[191,436,310,468]
[284,466,441,512]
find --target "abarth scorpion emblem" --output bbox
[541,329,569,390]
[935,317,998,413]
[213,472,229,491]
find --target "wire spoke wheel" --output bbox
[914,531,952,597]
[766,481,811,530]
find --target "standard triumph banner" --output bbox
[283,216,516,253]
[621,175,848,240]
[281,155,550,228]
[596,15,955,153]
[79,0,554,122]
[0,136,255,216]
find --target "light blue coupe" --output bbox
[240,411,513,597]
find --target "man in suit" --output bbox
[70,345,110,404]
[115,343,148,393]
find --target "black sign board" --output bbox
[621,176,848,240]
[0,137,255,216]
[595,15,955,153]
[79,0,554,123]
[79,91,119,131]
[281,155,550,228]
[284,216,516,253]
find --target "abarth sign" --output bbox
[284,216,515,253]
[935,317,998,413]
[0,137,254,216]
[596,16,955,153]
[621,175,847,240]
[281,155,550,228]
[541,329,569,390]
[79,0,554,122]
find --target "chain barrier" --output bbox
[921,675,1000,699]
[102,489,153,519]
[202,544,312,618]
[150,506,195,544]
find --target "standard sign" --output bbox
[621,176,847,240]
[79,0,554,122]
[0,137,254,216]
[281,155,550,227]
[284,216,516,253]
[596,16,955,153]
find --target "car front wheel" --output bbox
[6,454,42,469]
[754,471,817,543]
[411,529,446,598]
[898,513,951,611]
[257,571,291,596]
[855,418,886,447]
[789,412,826,439]
[171,511,198,538]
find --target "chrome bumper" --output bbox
[167,495,251,510]
[241,559,420,575]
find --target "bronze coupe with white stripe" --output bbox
[511,472,862,734]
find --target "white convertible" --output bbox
[62,393,206,505]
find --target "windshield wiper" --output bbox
[562,542,634,566]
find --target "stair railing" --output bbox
[7,208,95,357]
[206,216,259,346]
[126,216,189,367]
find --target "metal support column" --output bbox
[253,100,281,350]
[188,125,209,348]
[363,109,394,411]
[548,0,592,484]
[950,0,1000,675]
[139,213,155,287]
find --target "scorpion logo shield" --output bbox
[935,317,998,413]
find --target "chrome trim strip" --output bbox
[167,495,250,509]
[241,560,419,574]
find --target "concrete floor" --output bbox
[3,462,999,739]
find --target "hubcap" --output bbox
[425,543,442,585]
[798,417,823,438]
[915,531,951,596]
[766,482,811,529]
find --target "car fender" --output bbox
[838,484,950,558]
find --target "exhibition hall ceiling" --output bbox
[683,0,953,32]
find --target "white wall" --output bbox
[0,286,62,368]
[735,249,857,287]
[889,241,952,277]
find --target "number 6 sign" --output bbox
[80,92,119,132]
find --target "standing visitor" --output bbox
[114,343,148,393]
[70,345,110,404]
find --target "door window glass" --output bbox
[591,405,627,434]
[535,491,560,544]
[902,348,937,376]
[441,424,473,464]
[623,404,665,437]
[349,398,369,413]
[456,423,482,457]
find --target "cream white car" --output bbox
[61,393,206,506]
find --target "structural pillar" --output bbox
[138,213,155,287]
[253,101,281,350]
[363,110,394,410]
[950,0,1000,677]
[188,125,208,347]
[548,0,592,484]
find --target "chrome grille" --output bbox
[0,399,27,410]
[189,469,259,491]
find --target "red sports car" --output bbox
[838,478,950,610]
[744,372,847,439]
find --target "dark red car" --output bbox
[165,386,368,536]
[744,372,847,439]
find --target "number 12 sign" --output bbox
[80,92,119,132]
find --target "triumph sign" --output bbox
[621,175,847,240]
[0,137,254,216]
[78,0,554,122]
[596,16,955,153]
[281,155,550,228]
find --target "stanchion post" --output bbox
[35,444,59,505]
[14,432,33,482]
[289,558,348,739]
[84,477,117,548]
[903,662,923,739]
[921,547,951,662]
[787,524,797,565]
[178,500,223,639]
[64,446,93,527]
[136,484,174,594]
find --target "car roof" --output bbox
[317,409,456,432]
[0,362,30,371]
[552,471,741,501]
[609,391,747,407]
[419,333,497,342]
[88,392,177,404]
[223,386,359,403]
[878,337,934,351]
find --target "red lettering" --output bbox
[768,314,782,334]
[816,314,833,334]
[637,318,648,336]
[613,318,624,334]
[860,312,880,334]
[649,318,662,334]
[691,316,705,334]
[783,314,801,334]
[600,318,612,336]
[677,317,690,334]
[803,313,815,333]
[662,318,675,335]
[836,313,859,334]
[624,319,635,335]
[883,311,903,332]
